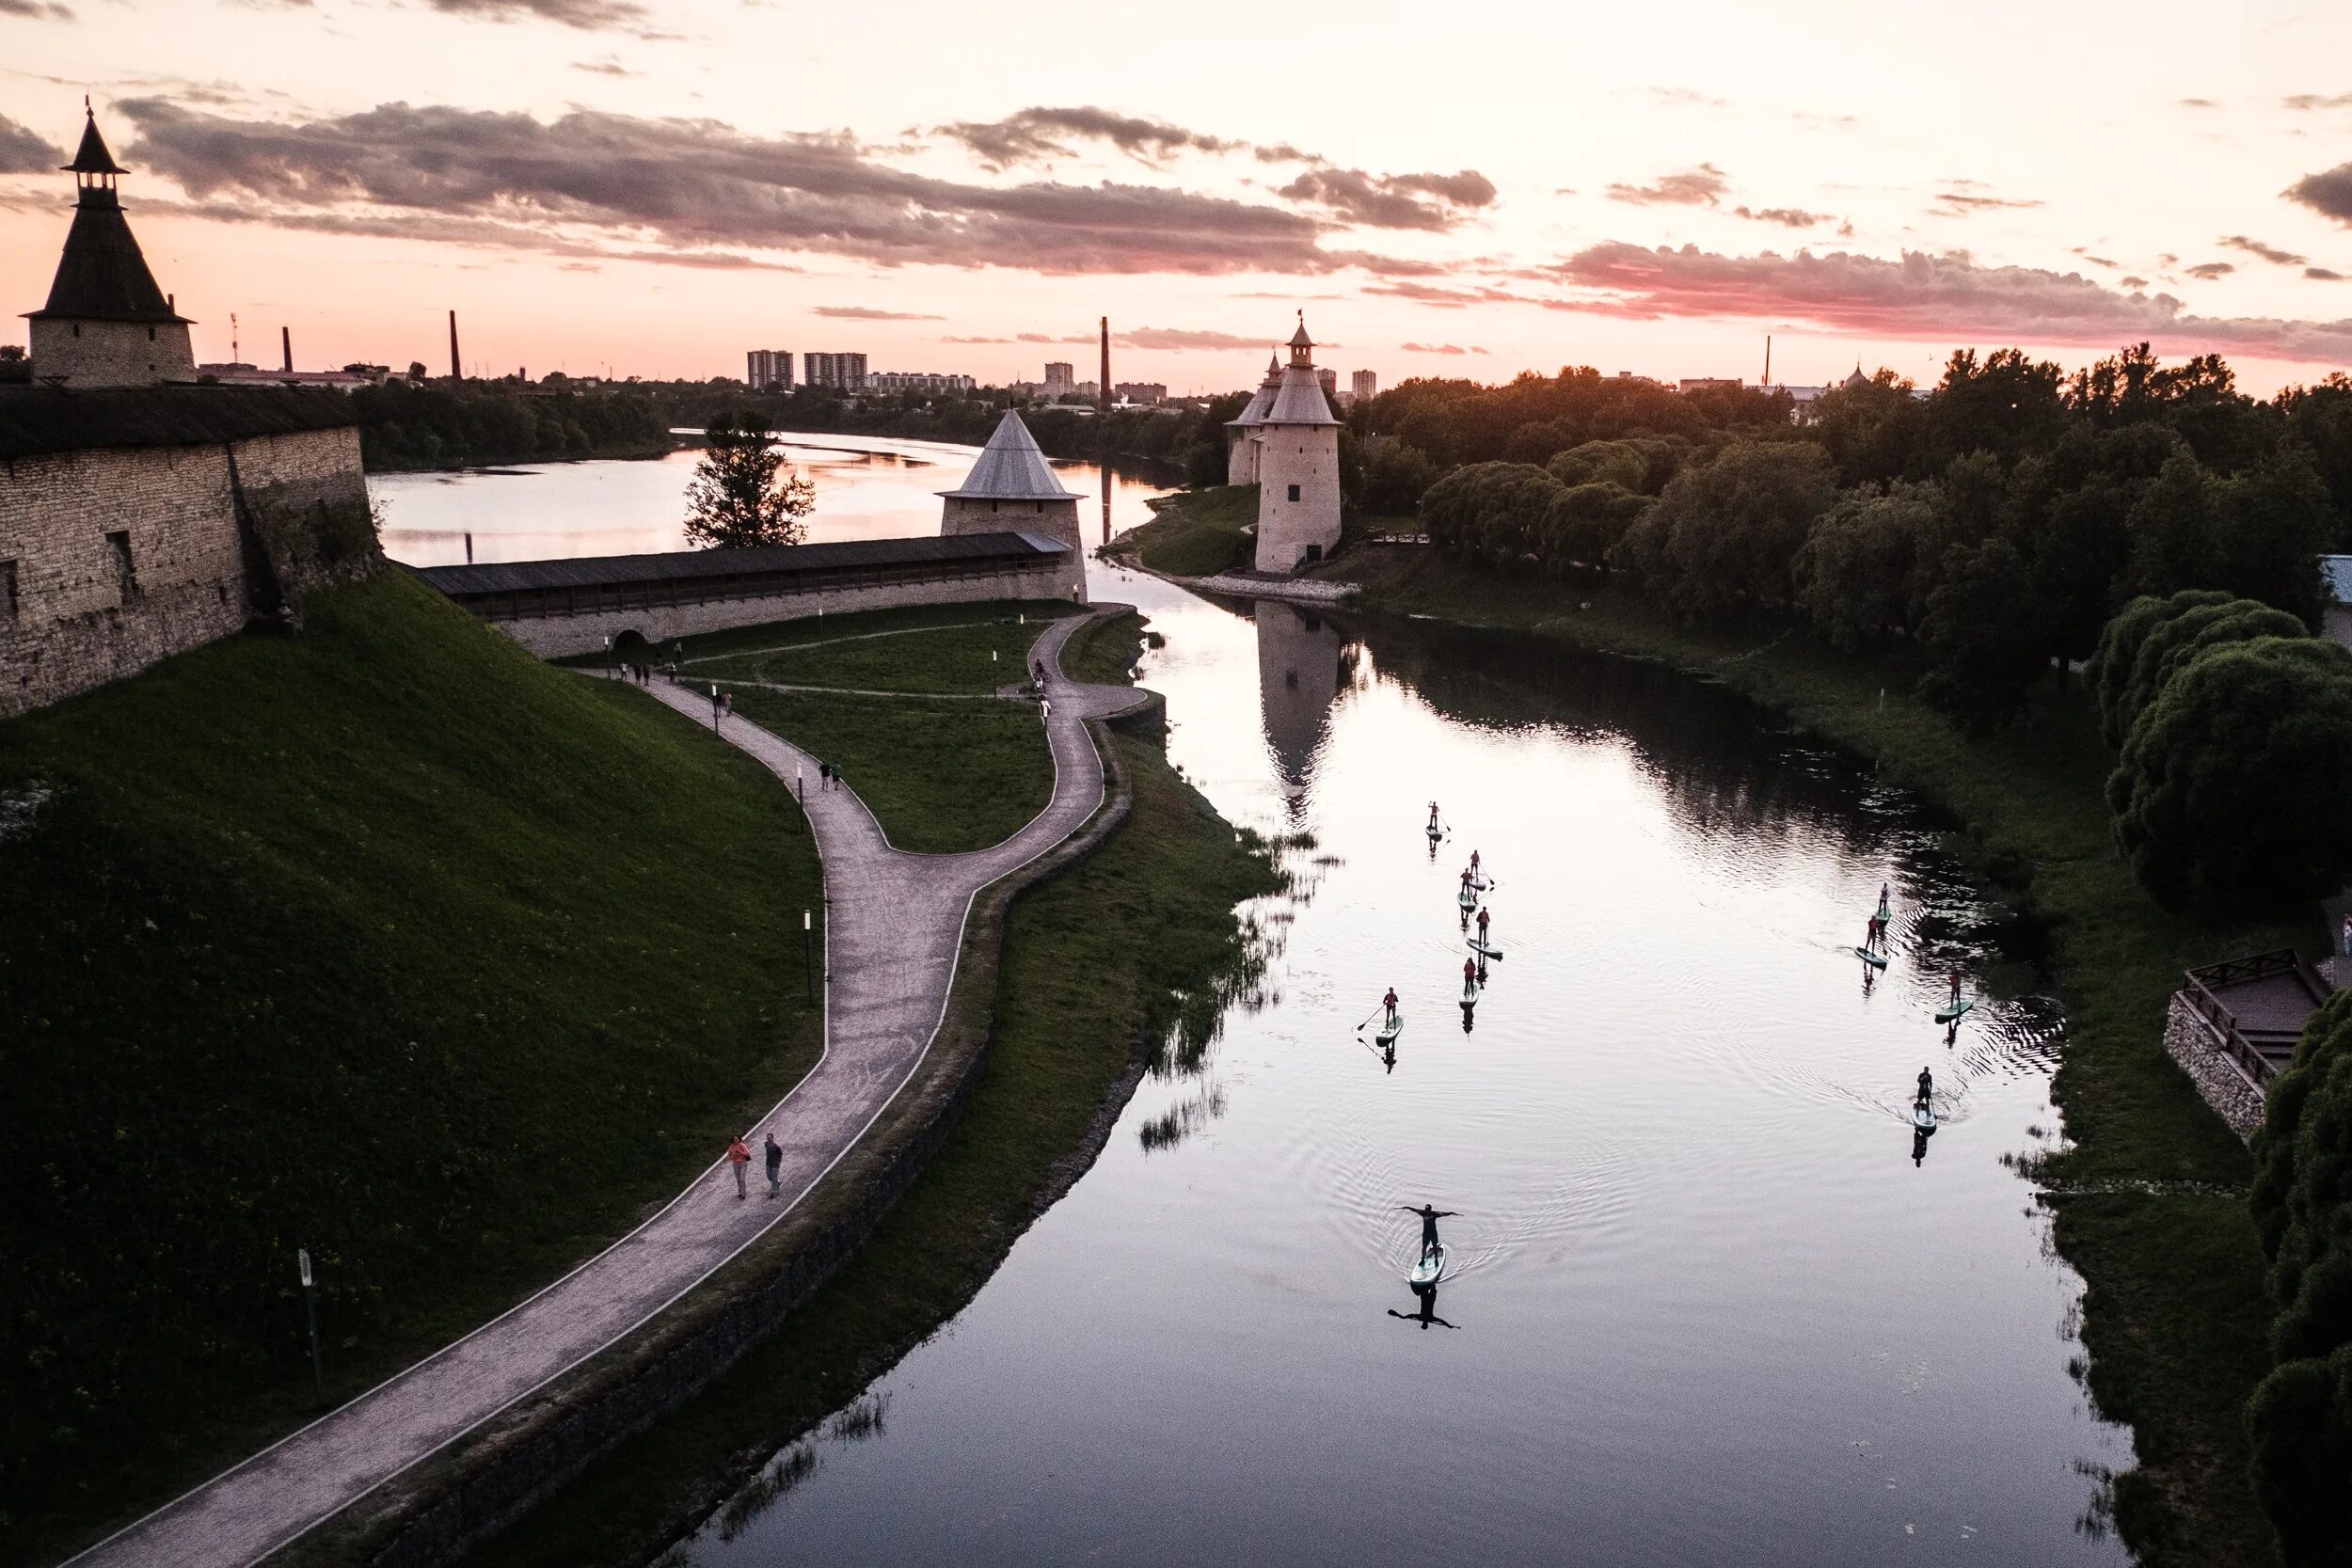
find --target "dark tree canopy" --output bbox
[2105,635,2352,909]
[2112,597,2308,748]
[1615,439,1838,621]
[2090,590,2234,746]
[682,413,815,549]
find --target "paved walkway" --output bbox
[69,610,1146,1568]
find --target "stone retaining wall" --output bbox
[2163,991,2268,1142]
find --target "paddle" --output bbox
[1355,1004,1383,1034]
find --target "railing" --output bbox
[2180,949,2326,1087]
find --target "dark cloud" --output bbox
[1734,205,1830,228]
[1250,142,1319,165]
[2310,267,2348,281]
[1542,241,2352,365]
[1401,341,1488,355]
[571,57,640,76]
[118,99,1433,277]
[1116,326,1278,352]
[2178,97,2219,109]
[2184,261,2234,280]
[1277,166,1496,230]
[814,306,942,320]
[418,0,656,32]
[2283,93,2352,111]
[932,105,1242,170]
[0,112,57,173]
[0,0,74,16]
[1929,182,2042,216]
[2221,233,2309,266]
[2284,163,2352,225]
[1605,164,1725,207]
[2120,275,2150,289]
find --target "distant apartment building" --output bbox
[1042,361,1076,397]
[803,352,867,391]
[868,371,977,395]
[1114,382,1167,404]
[746,349,794,390]
[1316,367,1338,402]
[1351,370,1377,402]
[1678,377,1740,392]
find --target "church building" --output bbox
[1249,315,1343,574]
[937,408,1086,602]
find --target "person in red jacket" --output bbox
[725,1135,751,1200]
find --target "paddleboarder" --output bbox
[1400,1203,1458,1261]
[1462,957,1477,997]
[1879,881,1892,921]
[1864,914,1884,953]
[1475,906,1491,945]
[1382,987,1400,1029]
[1947,972,1963,1006]
[1470,849,1482,880]
[1915,1066,1933,1107]
[1428,801,1440,834]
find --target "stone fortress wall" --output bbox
[940,495,1086,599]
[29,316,195,391]
[0,422,377,720]
[1253,425,1343,572]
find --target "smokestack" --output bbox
[1099,316,1110,412]
[281,325,293,374]
[1763,334,1772,387]
[449,309,461,381]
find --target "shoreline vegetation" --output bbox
[462,634,1282,1567]
[1316,544,2296,1567]
[0,573,829,1562]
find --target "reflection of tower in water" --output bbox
[1255,600,1344,805]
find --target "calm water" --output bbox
[377,440,2131,1566]
[369,435,1168,566]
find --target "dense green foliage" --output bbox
[1373,345,2351,734]
[1103,484,1258,577]
[465,728,1280,1567]
[0,574,824,1556]
[722,688,1053,853]
[2091,591,2237,746]
[2105,633,2352,909]
[682,412,817,549]
[351,379,673,470]
[2248,993,2352,1567]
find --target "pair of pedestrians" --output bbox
[815,760,845,794]
[725,1132,786,1199]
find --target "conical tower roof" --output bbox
[938,409,1073,501]
[24,109,188,326]
[67,110,125,176]
[1288,314,1314,351]
[1228,355,1283,429]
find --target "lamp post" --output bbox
[710,684,721,729]
[602,634,612,679]
[297,1247,325,1408]
[803,909,814,1003]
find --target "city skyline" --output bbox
[6,1,2352,395]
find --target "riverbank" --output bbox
[458,713,1281,1566]
[1103,483,1257,577]
[1320,545,2297,1568]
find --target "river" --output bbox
[372,438,2131,1566]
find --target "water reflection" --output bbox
[1251,600,1345,806]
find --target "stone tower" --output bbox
[24,109,195,389]
[1223,354,1280,486]
[938,409,1087,601]
[1252,314,1343,573]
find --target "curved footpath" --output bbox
[68,610,1149,1568]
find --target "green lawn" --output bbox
[463,734,1280,1568]
[1105,484,1258,577]
[1324,546,2296,1568]
[573,598,1084,671]
[0,572,825,1562]
[693,615,1065,694]
[1061,610,1147,687]
[722,687,1053,853]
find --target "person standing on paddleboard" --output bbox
[1428,801,1440,833]
[1475,906,1491,945]
[1382,987,1400,1028]
[1470,849,1482,879]
[1401,1203,1458,1259]
[1865,914,1884,953]
[1915,1067,1933,1106]
[1947,972,1963,1006]
[1462,957,1477,997]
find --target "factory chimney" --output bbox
[281,325,292,374]
[448,309,462,381]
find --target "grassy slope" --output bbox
[1104,484,1257,577]
[721,688,1051,853]
[464,728,1279,1568]
[1322,547,2296,1568]
[563,599,1085,671]
[696,616,1064,694]
[1060,610,1147,687]
[0,572,825,1560]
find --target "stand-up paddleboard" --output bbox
[1376,1014,1406,1045]
[1408,1243,1447,1289]
[1469,875,1491,892]
[1468,939,1504,961]
[1854,945,1888,969]
[1934,997,1975,1024]
[1458,889,1478,911]
[1912,1101,1936,1131]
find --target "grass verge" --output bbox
[1318,545,2297,1568]
[1104,484,1257,577]
[694,615,1064,694]
[722,687,1051,853]
[460,734,1280,1568]
[0,572,824,1562]
[557,599,1084,672]
[1060,610,1147,687]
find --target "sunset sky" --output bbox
[6,0,2352,395]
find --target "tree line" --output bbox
[351,380,674,471]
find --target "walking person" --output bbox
[763,1132,784,1198]
[726,1135,751,1200]
[1041,697,1051,721]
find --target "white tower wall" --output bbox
[1253,426,1343,572]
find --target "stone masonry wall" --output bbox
[1254,424,1342,572]
[478,558,1080,657]
[940,497,1086,600]
[28,317,196,389]
[0,426,374,719]
[2164,991,2268,1142]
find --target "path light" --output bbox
[803,910,815,1003]
[297,1247,325,1407]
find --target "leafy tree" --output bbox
[1916,536,2053,732]
[2111,597,2308,747]
[682,413,815,549]
[2211,443,2332,626]
[2025,464,2137,661]
[2122,450,2221,601]
[1537,481,1650,575]
[1806,370,1926,486]
[1795,482,1939,650]
[1617,439,1837,620]
[1360,437,1438,515]
[1925,347,2066,468]
[2090,590,2234,746]
[2277,374,2352,545]
[2247,1344,2352,1568]
[2106,635,2352,908]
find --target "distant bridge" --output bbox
[410,531,1079,657]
